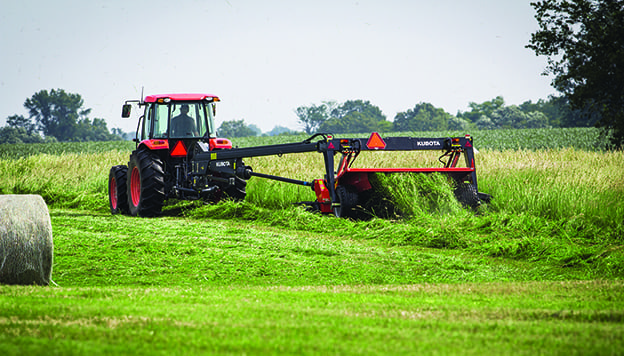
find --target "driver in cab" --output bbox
[171,104,198,137]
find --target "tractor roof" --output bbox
[143,93,220,103]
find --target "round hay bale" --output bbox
[0,195,53,286]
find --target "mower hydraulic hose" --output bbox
[250,171,313,187]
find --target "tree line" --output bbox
[0,89,121,144]
[220,94,596,138]
[217,120,295,138]
[292,95,599,135]
[1,89,603,143]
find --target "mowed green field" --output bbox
[0,128,623,355]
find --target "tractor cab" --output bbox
[122,93,231,153]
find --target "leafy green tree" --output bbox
[267,126,295,136]
[24,89,91,141]
[330,100,386,123]
[489,106,550,129]
[525,111,551,129]
[248,124,262,136]
[525,96,601,128]
[458,96,506,123]
[393,103,454,131]
[527,0,624,147]
[490,106,525,129]
[0,126,45,144]
[1,114,45,144]
[475,115,496,130]
[6,114,37,135]
[320,111,391,134]
[75,118,121,142]
[111,128,134,140]
[2,90,124,143]
[217,119,258,138]
[459,96,551,129]
[17,89,120,142]
[447,116,471,131]
[319,100,390,134]
[295,103,329,134]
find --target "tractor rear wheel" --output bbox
[127,149,166,217]
[333,185,359,218]
[109,165,129,215]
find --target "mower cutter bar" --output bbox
[343,167,475,173]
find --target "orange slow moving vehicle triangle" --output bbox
[170,140,188,157]
[366,132,386,149]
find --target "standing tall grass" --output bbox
[478,148,624,230]
[0,151,128,211]
[0,141,134,159]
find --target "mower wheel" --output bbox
[127,149,166,217]
[224,176,247,201]
[109,165,129,215]
[333,185,359,218]
[454,182,480,209]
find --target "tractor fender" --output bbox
[138,139,169,151]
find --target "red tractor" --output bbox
[109,93,245,217]
[109,93,490,218]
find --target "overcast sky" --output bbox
[0,0,556,133]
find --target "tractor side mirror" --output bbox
[122,104,132,118]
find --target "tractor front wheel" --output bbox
[109,165,129,215]
[127,149,166,217]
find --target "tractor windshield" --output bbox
[169,102,215,138]
[150,101,217,139]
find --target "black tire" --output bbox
[333,185,359,218]
[454,182,480,209]
[224,176,247,201]
[127,149,166,217]
[109,165,129,215]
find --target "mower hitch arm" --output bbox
[249,171,313,187]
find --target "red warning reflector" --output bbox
[170,140,188,157]
[328,142,335,149]
[366,132,386,149]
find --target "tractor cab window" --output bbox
[153,104,169,138]
[139,105,151,141]
[205,102,217,138]
[170,102,210,138]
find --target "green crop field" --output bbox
[0,127,609,160]
[0,128,623,355]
